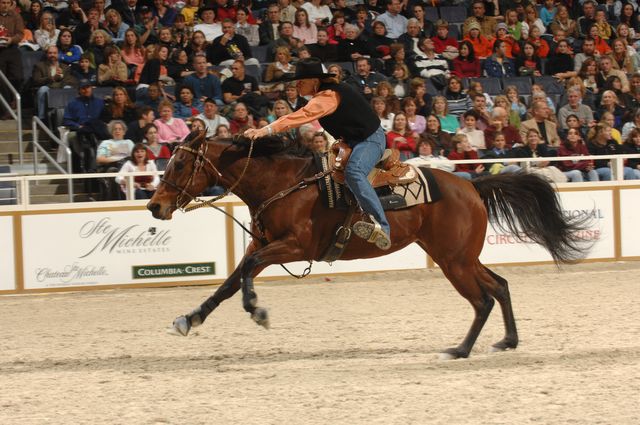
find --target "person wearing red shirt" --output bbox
[452,40,481,78]
[386,112,417,160]
[447,133,486,180]
[214,0,237,22]
[431,19,459,58]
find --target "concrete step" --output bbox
[30,193,95,205]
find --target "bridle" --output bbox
[160,142,223,210]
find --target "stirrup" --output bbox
[353,221,391,250]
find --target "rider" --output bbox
[243,57,391,250]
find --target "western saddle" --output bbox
[329,140,418,187]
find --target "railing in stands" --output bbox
[32,116,73,202]
[0,69,22,165]
[1,154,639,208]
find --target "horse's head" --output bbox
[147,129,220,220]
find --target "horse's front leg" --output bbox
[170,240,264,336]
[240,237,305,329]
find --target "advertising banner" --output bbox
[0,215,15,291]
[619,188,640,257]
[21,209,228,289]
[480,190,615,264]
[231,206,427,278]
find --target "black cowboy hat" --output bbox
[280,58,336,82]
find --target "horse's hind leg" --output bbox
[479,265,519,352]
[438,261,495,359]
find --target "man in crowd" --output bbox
[346,57,387,101]
[207,18,260,67]
[195,98,229,138]
[597,56,630,92]
[194,6,223,42]
[63,81,105,172]
[268,21,302,61]
[134,6,161,45]
[375,0,407,40]
[32,45,77,121]
[557,88,595,131]
[125,106,155,143]
[117,0,140,27]
[520,101,561,147]
[221,59,261,105]
[469,93,491,131]
[411,37,449,82]
[574,37,598,72]
[463,1,497,38]
[578,0,597,38]
[183,54,223,106]
[73,8,104,48]
[259,4,281,46]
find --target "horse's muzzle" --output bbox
[147,201,173,220]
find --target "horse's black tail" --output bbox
[472,172,592,264]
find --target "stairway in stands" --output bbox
[0,117,93,204]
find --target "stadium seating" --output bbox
[468,77,502,95]
[0,165,16,205]
[505,76,533,95]
[424,7,439,21]
[439,6,467,24]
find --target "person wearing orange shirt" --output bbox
[463,20,493,60]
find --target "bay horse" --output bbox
[147,130,588,359]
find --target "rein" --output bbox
[166,137,331,279]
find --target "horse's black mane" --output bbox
[219,135,314,158]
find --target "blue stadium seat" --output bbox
[424,7,439,21]
[469,77,502,95]
[534,76,564,94]
[439,6,467,24]
[21,50,44,83]
[425,78,440,96]
[251,45,269,63]
[504,76,532,95]
[245,64,262,83]
[334,61,355,77]
[448,24,460,40]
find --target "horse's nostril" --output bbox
[147,202,160,212]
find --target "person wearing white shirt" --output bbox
[193,7,223,42]
[404,139,456,172]
[115,143,160,199]
[195,98,230,138]
[375,0,408,39]
[301,0,334,27]
[457,110,486,152]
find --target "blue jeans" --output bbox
[596,167,612,181]
[345,126,390,236]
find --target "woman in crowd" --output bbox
[557,128,599,182]
[604,76,634,110]
[444,76,471,118]
[505,8,529,41]
[266,100,298,140]
[546,39,575,82]
[579,57,600,96]
[34,12,59,50]
[599,112,623,144]
[338,24,371,61]
[104,8,129,44]
[504,85,527,120]
[229,102,256,135]
[235,6,259,47]
[404,139,456,172]
[154,100,191,146]
[589,24,612,55]
[327,11,347,44]
[463,20,493,60]
[100,87,137,127]
[550,5,578,40]
[431,95,458,134]
[375,81,401,114]
[457,110,486,152]
[386,112,417,161]
[368,21,393,59]
[371,96,394,132]
[158,27,177,52]
[483,40,516,78]
[96,120,135,169]
[215,124,231,138]
[515,41,542,77]
[185,31,209,61]
[56,29,83,66]
[142,123,171,163]
[595,90,626,130]
[293,7,318,45]
[154,0,178,27]
[421,114,452,156]
[115,143,160,200]
[387,63,410,99]
[451,41,481,78]
[408,78,431,117]
[511,128,567,183]
[121,30,146,79]
[86,30,114,69]
[401,97,426,135]
[22,0,43,32]
[526,25,549,58]
[138,45,171,85]
[618,3,640,34]
[264,46,296,83]
[384,43,406,77]
[167,49,193,84]
[98,47,130,87]
[623,128,640,179]
[447,134,485,180]
[173,85,203,120]
[493,95,520,128]
[524,4,545,35]
[587,122,636,180]
[608,38,635,74]
[621,109,640,140]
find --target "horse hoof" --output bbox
[439,347,468,360]
[167,315,191,336]
[438,352,458,361]
[251,307,270,329]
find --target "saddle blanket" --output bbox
[313,153,442,210]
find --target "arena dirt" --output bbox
[1,262,638,424]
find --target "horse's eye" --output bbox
[174,161,184,172]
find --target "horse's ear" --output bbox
[184,129,205,149]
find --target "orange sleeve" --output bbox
[270,90,340,134]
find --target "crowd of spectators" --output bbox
[1,0,640,197]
